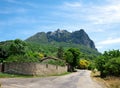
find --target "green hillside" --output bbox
[27,41,100,59]
[25,29,100,59]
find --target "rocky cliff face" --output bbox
[26,29,97,50]
[71,29,96,50]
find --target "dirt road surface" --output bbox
[0,70,106,88]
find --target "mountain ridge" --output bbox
[26,29,97,51]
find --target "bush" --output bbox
[88,62,96,70]
[5,54,39,63]
[96,55,106,77]
[42,59,65,66]
[104,57,120,76]
[96,50,120,77]
[79,59,90,69]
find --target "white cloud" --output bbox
[90,4,120,24]
[97,38,120,45]
[63,2,81,8]
[96,46,103,49]
[4,0,38,8]
[87,29,105,33]
[2,17,39,26]
[0,7,28,14]
[57,0,120,25]
[58,1,82,12]
[87,1,120,24]
[96,37,120,52]
[0,18,35,27]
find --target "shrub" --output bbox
[87,62,96,70]
[96,55,106,77]
[96,50,120,77]
[79,59,90,69]
[38,53,44,59]
[42,59,66,66]
[5,54,39,63]
[104,57,120,76]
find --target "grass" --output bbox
[0,72,71,78]
[91,71,108,88]
[0,72,33,78]
[51,72,71,76]
[91,71,120,88]
[91,71,100,77]
[104,77,120,88]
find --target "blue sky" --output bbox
[0,0,120,53]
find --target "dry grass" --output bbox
[91,71,109,88]
[91,71,120,88]
[91,71,104,83]
[104,77,120,88]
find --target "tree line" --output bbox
[96,50,120,77]
[0,39,92,71]
[0,39,120,78]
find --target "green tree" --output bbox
[96,50,120,77]
[0,47,8,63]
[57,46,64,59]
[64,48,80,72]
[0,40,13,63]
[103,49,120,59]
[6,54,39,63]
[104,57,120,76]
[96,55,106,77]
[9,39,27,55]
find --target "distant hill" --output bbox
[26,29,97,51]
[25,29,100,58]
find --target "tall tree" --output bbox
[9,39,27,55]
[57,46,64,59]
[0,40,13,63]
[64,48,80,72]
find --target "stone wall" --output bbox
[4,63,67,76]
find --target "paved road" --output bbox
[0,70,106,88]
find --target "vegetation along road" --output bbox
[0,70,106,88]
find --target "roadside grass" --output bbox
[104,77,120,88]
[91,71,100,77]
[0,72,71,78]
[51,72,71,76]
[0,72,33,78]
[91,71,120,88]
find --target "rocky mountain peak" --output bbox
[26,29,97,50]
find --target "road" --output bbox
[0,70,106,88]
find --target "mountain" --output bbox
[26,29,97,50]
